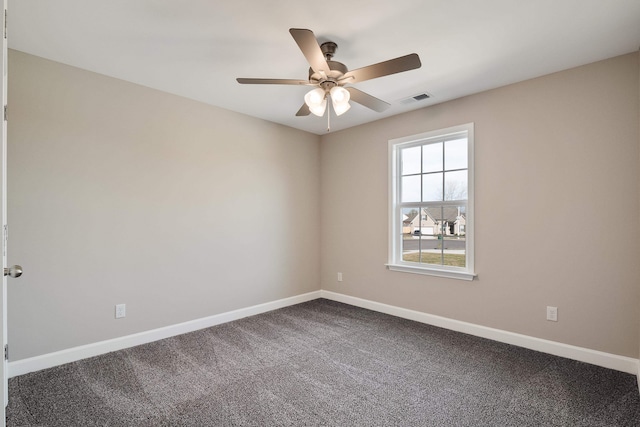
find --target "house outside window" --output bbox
[388,123,475,280]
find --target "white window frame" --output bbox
[387,123,475,281]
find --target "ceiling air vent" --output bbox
[399,92,431,105]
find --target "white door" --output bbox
[0,0,9,426]
[1,0,9,423]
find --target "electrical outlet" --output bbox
[115,304,126,319]
[546,306,558,322]
[337,272,343,282]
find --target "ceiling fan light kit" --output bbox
[329,86,351,116]
[304,87,327,116]
[236,28,422,127]
[303,86,351,118]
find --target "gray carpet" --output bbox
[6,299,640,426]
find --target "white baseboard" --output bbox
[8,290,322,378]
[9,289,639,378]
[320,290,640,375]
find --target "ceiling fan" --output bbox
[236,28,422,120]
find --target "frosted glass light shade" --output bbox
[330,86,351,116]
[304,88,327,116]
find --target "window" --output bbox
[388,123,475,280]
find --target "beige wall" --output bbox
[7,50,321,360]
[7,49,640,363]
[320,53,640,358]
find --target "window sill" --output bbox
[386,263,476,281]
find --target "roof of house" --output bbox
[402,207,465,225]
[423,207,465,222]
[403,212,419,226]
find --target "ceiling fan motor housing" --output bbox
[307,41,348,90]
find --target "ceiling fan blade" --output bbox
[343,53,421,83]
[289,28,330,74]
[346,87,391,112]
[296,103,310,116]
[236,78,311,85]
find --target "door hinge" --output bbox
[4,344,7,361]
[3,105,6,121]
[3,9,6,40]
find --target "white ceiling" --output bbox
[8,0,640,135]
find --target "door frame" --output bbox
[1,0,9,424]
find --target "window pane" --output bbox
[401,207,421,236]
[419,209,437,237]
[422,142,443,173]
[445,138,467,171]
[444,170,467,201]
[420,230,445,266]
[416,206,441,266]
[408,205,466,267]
[422,173,443,202]
[423,206,442,230]
[401,146,421,175]
[401,175,421,202]
[401,207,421,262]
[443,236,466,267]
